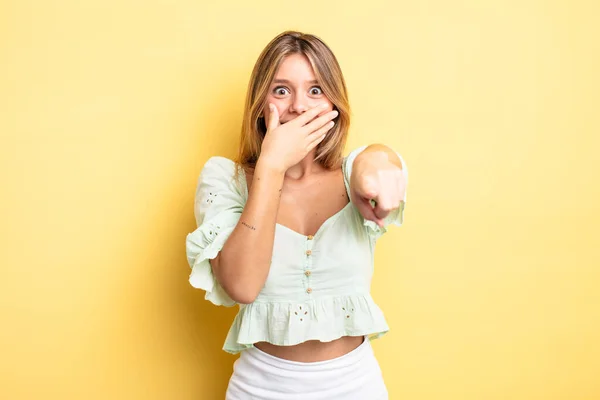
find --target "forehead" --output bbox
[274,53,316,81]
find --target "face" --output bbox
[263,53,334,124]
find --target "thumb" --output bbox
[352,193,383,226]
[267,104,279,132]
[353,195,384,228]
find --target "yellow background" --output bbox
[2,0,599,398]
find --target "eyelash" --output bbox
[273,86,323,96]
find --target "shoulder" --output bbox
[343,145,368,160]
[199,156,239,182]
[201,156,236,176]
[342,145,369,177]
[197,156,246,196]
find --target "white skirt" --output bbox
[225,335,388,400]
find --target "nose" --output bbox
[289,93,310,114]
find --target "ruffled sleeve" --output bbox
[342,145,409,240]
[185,156,245,307]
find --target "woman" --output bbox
[186,30,408,400]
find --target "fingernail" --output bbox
[320,104,328,108]
[269,104,274,111]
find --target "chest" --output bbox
[246,168,349,237]
[259,204,374,300]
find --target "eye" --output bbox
[273,86,290,96]
[309,86,323,95]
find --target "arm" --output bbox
[355,143,404,170]
[350,144,407,228]
[211,161,284,304]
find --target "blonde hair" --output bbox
[234,30,351,177]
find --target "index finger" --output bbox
[289,103,329,126]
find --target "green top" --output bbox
[185,145,408,354]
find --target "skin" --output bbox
[212,53,407,362]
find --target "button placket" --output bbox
[304,234,315,295]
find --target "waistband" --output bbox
[241,335,371,372]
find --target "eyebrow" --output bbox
[272,79,319,85]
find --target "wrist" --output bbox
[255,157,287,177]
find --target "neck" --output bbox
[285,149,324,180]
